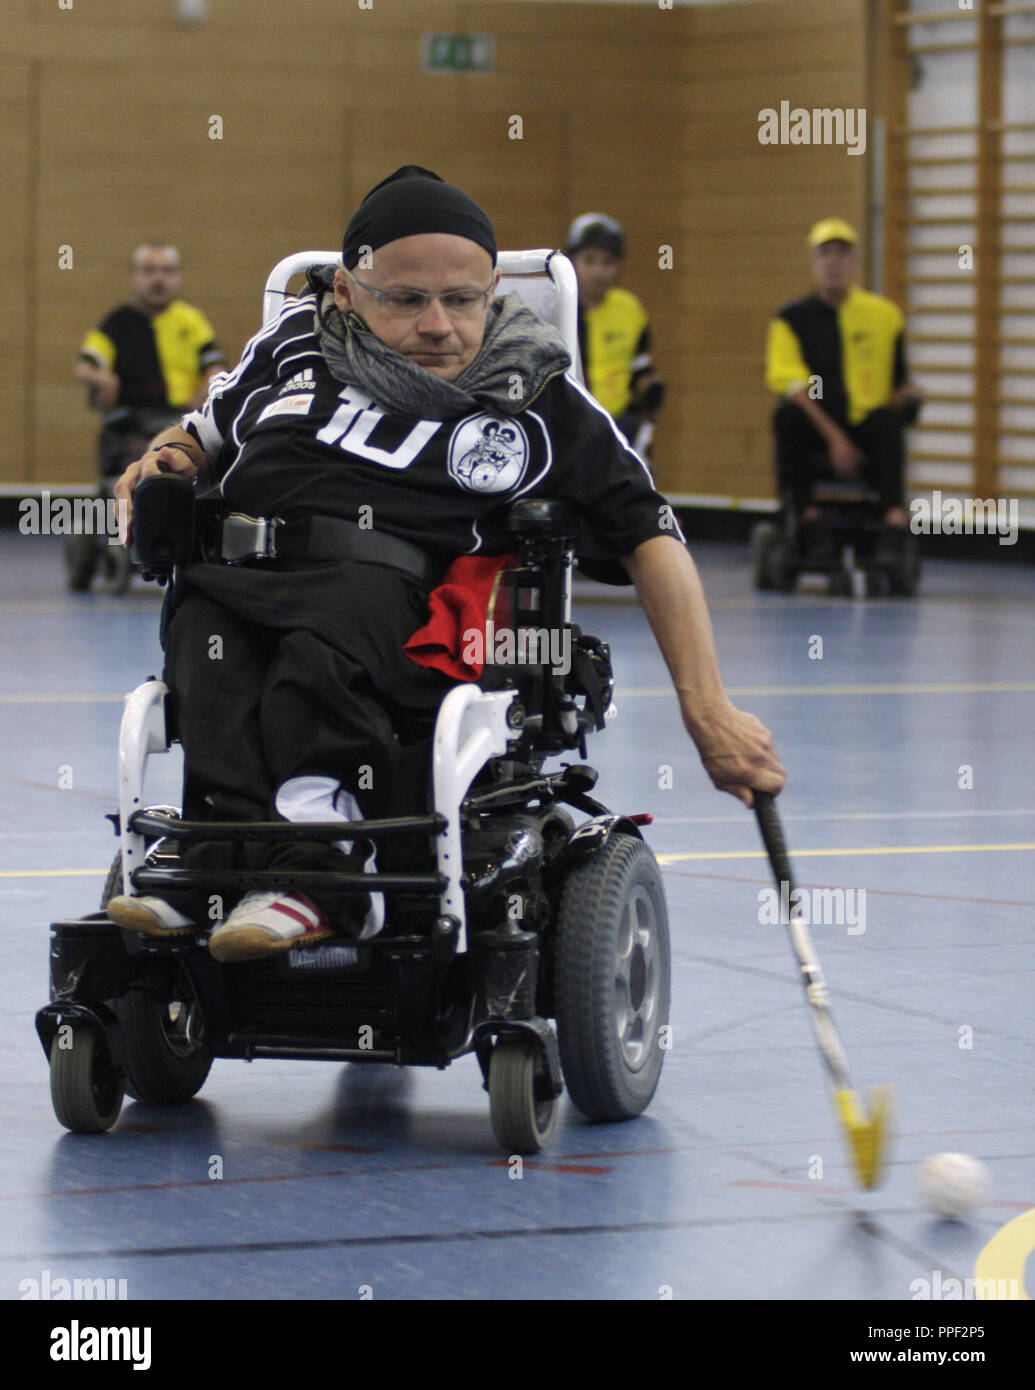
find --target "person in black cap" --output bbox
[766,218,923,559]
[566,213,664,456]
[108,166,785,958]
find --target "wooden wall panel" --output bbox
[0,61,34,484]
[33,62,352,481]
[7,0,868,499]
[672,0,868,499]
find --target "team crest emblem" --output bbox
[447,415,529,494]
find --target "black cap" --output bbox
[343,166,497,270]
[565,212,625,258]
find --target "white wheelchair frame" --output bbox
[118,249,583,954]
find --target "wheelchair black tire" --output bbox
[888,534,921,596]
[763,537,797,593]
[49,1025,124,1133]
[750,523,780,590]
[113,977,212,1105]
[96,544,133,596]
[489,1037,559,1154]
[64,533,99,592]
[555,832,670,1122]
[101,846,213,1105]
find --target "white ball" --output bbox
[917,1153,990,1219]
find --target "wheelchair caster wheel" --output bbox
[64,533,99,592]
[888,537,921,595]
[750,523,779,589]
[752,525,796,592]
[764,539,797,593]
[49,1024,124,1133]
[489,1037,559,1154]
[867,569,891,597]
[96,543,133,595]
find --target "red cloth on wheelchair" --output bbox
[403,553,515,681]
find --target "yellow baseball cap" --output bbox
[807,217,858,248]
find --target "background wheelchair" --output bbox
[751,476,921,598]
[752,398,922,597]
[36,251,672,1155]
[64,405,180,595]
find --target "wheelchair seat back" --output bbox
[260,248,583,380]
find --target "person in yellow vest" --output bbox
[76,243,226,477]
[765,218,922,556]
[566,214,664,457]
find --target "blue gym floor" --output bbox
[1,531,1032,1302]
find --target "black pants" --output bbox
[773,400,905,515]
[162,580,452,924]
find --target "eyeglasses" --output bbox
[346,270,494,319]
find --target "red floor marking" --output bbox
[896,1126,1035,1139]
[729,1179,850,1194]
[731,1181,1033,1203]
[0,1155,615,1200]
[0,1161,454,1201]
[271,1142,382,1154]
[9,1131,1026,1202]
[567,1141,839,1159]
[567,1145,700,1159]
[567,1126,1035,1162]
[486,1160,611,1175]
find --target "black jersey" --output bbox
[182,296,679,568]
[765,287,907,427]
[80,301,224,412]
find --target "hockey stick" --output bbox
[753,791,893,1189]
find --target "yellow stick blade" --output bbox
[834,1084,895,1189]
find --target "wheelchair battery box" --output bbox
[48,914,137,1001]
[130,472,196,577]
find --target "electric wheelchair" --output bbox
[36,251,672,1154]
[751,397,923,597]
[64,406,181,595]
[751,478,921,598]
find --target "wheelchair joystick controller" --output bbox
[130,472,197,582]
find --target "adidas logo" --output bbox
[280,368,315,392]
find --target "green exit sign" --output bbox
[422,33,495,74]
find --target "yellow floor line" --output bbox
[974,1208,1034,1300]
[4,843,1034,878]
[619,681,1035,698]
[2,680,1035,706]
[0,869,107,878]
[658,843,1035,864]
[0,693,125,704]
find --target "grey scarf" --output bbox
[307,264,571,419]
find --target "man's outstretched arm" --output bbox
[622,534,787,806]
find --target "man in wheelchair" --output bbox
[761,219,924,590]
[110,165,786,963]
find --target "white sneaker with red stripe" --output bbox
[208,891,334,963]
[106,894,199,937]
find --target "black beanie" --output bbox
[342,166,497,270]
